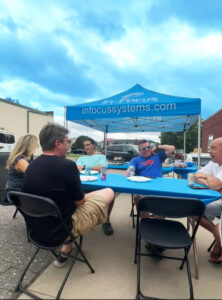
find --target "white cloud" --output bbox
[0,78,77,109]
[0,0,222,126]
[100,16,222,73]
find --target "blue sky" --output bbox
[0,0,222,141]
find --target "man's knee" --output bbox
[103,188,115,202]
[106,188,114,196]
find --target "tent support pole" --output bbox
[197,116,201,169]
[64,106,67,128]
[104,125,108,157]
[183,131,186,161]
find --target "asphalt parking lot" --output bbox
[0,205,52,299]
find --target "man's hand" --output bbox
[155,144,175,156]
[194,172,207,180]
[75,197,86,206]
[126,168,130,177]
[194,172,222,191]
[90,165,103,172]
[77,165,84,171]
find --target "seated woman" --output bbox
[5,134,38,202]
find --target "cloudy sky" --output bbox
[0,0,222,142]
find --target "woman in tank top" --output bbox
[6,134,38,202]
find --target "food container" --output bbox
[85,166,91,175]
[187,173,195,186]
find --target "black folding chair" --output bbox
[0,188,19,218]
[0,152,10,206]
[9,191,95,300]
[208,239,216,252]
[134,195,205,300]
[0,152,18,217]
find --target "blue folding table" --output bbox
[81,173,220,279]
[173,165,198,179]
[81,174,220,205]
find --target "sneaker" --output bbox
[54,253,70,268]
[102,222,114,235]
[145,244,165,256]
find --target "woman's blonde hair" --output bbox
[6,134,38,170]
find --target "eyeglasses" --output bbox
[140,146,151,151]
[61,139,71,145]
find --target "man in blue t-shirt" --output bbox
[126,139,175,255]
[126,139,175,178]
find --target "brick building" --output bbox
[202,109,222,152]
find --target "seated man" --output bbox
[194,137,222,263]
[126,139,175,255]
[126,139,175,178]
[22,123,115,267]
[77,138,106,172]
[77,138,113,235]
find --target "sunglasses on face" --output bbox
[140,146,151,151]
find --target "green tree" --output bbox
[160,121,199,153]
[71,135,98,150]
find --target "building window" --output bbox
[207,135,213,150]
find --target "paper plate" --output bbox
[127,176,151,182]
[80,175,98,182]
[80,170,99,175]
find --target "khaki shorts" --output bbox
[72,195,107,237]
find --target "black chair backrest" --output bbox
[137,195,205,219]
[9,191,72,246]
[0,152,9,189]
[0,152,9,203]
[9,191,60,218]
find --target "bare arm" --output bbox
[77,164,102,172]
[14,158,29,173]
[77,165,84,171]
[157,145,175,156]
[194,172,222,191]
[75,197,86,206]
[126,167,130,177]
[90,165,103,172]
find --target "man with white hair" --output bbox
[194,137,222,263]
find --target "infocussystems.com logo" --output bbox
[82,103,176,115]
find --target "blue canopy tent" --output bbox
[65,84,201,165]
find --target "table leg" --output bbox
[114,192,120,198]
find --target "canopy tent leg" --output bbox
[183,131,186,161]
[64,106,67,128]
[197,115,201,169]
[104,125,108,158]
